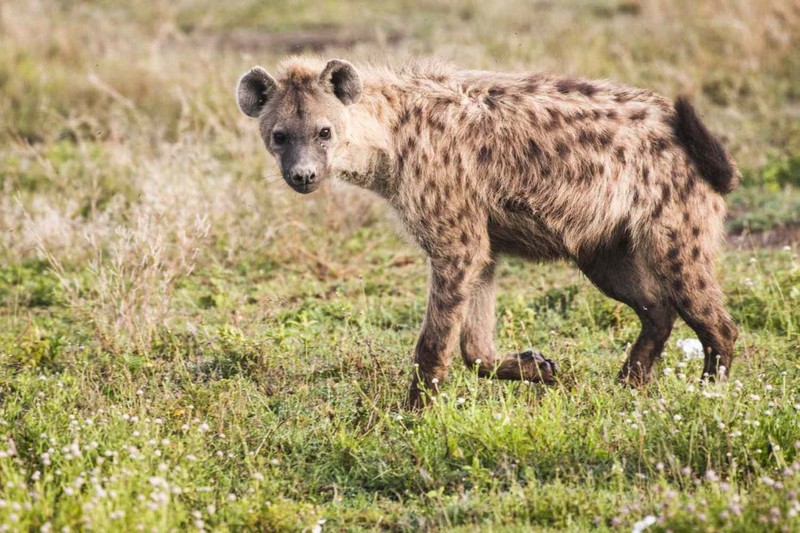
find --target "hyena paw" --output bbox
[493,350,557,384]
[517,349,558,383]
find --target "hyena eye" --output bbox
[319,127,331,139]
[272,131,287,145]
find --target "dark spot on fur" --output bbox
[692,226,700,237]
[606,109,619,120]
[698,278,707,290]
[629,109,648,121]
[652,202,664,219]
[555,141,570,157]
[650,136,670,155]
[526,138,541,159]
[615,146,626,163]
[556,78,598,97]
[544,112,562,131]
[398,109,411,126]
[614,92,633,103]
[642,167,650,184]
[598,130,614,147]
[661,183,671,203]
[488,86,505,97]
[578,130,597,145]
[667,247,680,261]
[691,246,700,259]
[478,146,492,163]
[428,113,446,132]
[673,279,684,291]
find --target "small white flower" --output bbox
[677,338,704,359]
[430,378,439,384]
[673,415,682,422]
[632,515,657,533]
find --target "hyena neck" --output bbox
[332,82,399,199]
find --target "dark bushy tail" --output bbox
[671,96,739,194]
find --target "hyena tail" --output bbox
[671,96,740,194]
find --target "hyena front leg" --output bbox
[407,224,492,410]
[459,261,557,383]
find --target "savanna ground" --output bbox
[1,0,800,531]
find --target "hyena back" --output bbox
[237,57,739,409]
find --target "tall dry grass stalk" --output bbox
[44,213,210,355]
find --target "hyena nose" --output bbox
[290,170,316,186]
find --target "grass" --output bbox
[1,0,800,530]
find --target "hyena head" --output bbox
[236,59,362,194]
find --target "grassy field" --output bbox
[1,0,800,530]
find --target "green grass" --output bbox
[2,242,799,530]
[2,0,800,530]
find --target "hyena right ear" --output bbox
[319,59,362,105]
[237,67,278,118]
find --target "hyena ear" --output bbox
[319,59,362,105]
[237,66,278,118]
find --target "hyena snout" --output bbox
[287,165,317,191]
[281,157,324,194]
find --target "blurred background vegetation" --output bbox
[1,0,799,266]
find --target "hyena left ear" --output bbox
[319,59,362,105]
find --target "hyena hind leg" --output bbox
[663,259,737,379]
[579,239,677,386]
[459,261,557,384]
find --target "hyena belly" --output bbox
[488,205,569,261]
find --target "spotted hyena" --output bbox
[237,57,739,409]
